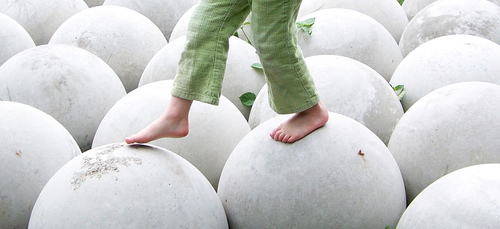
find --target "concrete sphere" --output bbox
[103,0,198,40]
[396,164,500,228]
[399,0,500,57]
[0,0,88,45]
[297,8,402,81]
[28,143,228,228]
[84,0,104,7]
[0,44,126,151]
[402,0,500,21]
[388,82,500,203]
[218,113,406,228]
[170,4,253,44]
[0,13,35,66]
[390,35,500,111]
[93,80,251,188]
[249,55,404,144]
[49,5,168,92]
[139,36,266,120]
[298,0,408,43]
[0,101,81,229]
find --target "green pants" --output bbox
[172,0,319,114]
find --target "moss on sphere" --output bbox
[399,0,500,57]
[0,13,35,66]
[390,35,500,111]
[93,80,251,189]
[139,36,265,120]
[249,55,403,144]
[28,143,228,228]
[0,44,126,151]
[388,82,500,202]
[103,0,198,40]
[0,101,81,229]
[298,0,408,42]
[297,8,402,81]
[0,0,88,45]
[396,164,500,228]
[49,5,167,92]
[218,113,406,228]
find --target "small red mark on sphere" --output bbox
[358,150,364,156]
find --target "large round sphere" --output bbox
[249,55,404,144]
[298,0,408,42]
[399,0,500,57]
[297,8,402,81]
[49,5,168,92]
[139,36,266,119]
[390,35,500,111]
[93,80,251,188]
[0,101,81,229]
[103,0,198,40]
[0,44,126,151]
[388,82,500,202]
[0,0,88,45]
[28,143,228,228]
[402,0,500,21]
[396,164,500,228]
[218,113,406,228]
[0,13,35,66]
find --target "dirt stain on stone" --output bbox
[15,150,22,158]
[70,143,142,190]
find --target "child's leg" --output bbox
[126,0,250,144]
[171,0,251,105]
[251,0,329,143]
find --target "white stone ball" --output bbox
[402,0,500,21]
[399,0,500,57]
[0,13,35,66]
[103,0,198,40]
[92,80,251,188]
[84,0,104,7]
[49,5,168,92]
[297,8,402,81]
[0,0,88,45]
[218,113,406,228]
[388,82,500,203]
[390,35,500,111]
[0,44,126,151]
[0,101,81,229]
[396,164,500,228]
[170,4,253,44]
[28,143,228,228]
[249,55,404,144]
[298,0,408,43]
[139,36,265,120]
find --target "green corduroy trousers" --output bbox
[171,0,319,114]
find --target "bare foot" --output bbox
[125,96,193,144]
[269,101,329,143]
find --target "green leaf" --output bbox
[239,92,256,107]
[398,0,404,5]
[251,63,263,70]
[296,18,315,36]
[391,84,406,100]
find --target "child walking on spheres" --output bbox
[125,0,329,144]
